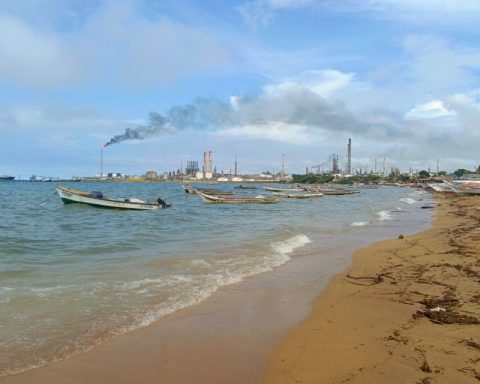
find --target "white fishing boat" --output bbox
[303,187,358,195]
[183,185,235,195]
[272,192,324,199]
[264,187,305,192]
[447,181,480,196]
[427,182,455,193]
[56,186,170,210]
[197,191,279,204]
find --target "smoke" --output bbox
[104,112,169,147]
[104,99,235,147]
[104,86,401,147]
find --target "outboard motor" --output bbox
[157,198,170,208]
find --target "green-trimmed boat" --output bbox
[56,186,170,210]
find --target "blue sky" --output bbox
[1,0,480,177]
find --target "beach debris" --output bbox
[421,205,435,209]
[346,272,395,286]
[414,293,480,325]
[421,360,432,373]
[460,339,480,351]
[398,234,404,239]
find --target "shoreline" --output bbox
[264,195,480,384]
[0,190,433,384]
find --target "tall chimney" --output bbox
[234,155,238,176]
[100,148,104,177]
[203,152,207,179]
[347,138,352,174]
[208,151,213,174]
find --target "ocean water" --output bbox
[0,182,433,376]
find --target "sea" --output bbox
[0,181,434,377]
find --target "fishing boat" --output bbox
[447,181,480,196]
[197,191,279,204]
[56,186,170,210]
[0,175,15,181]
[303,187,358,195]
[272,192,324,199]
[234,185,257,189]
[427,182,455,193]
[264,186,305,192]
[183,185,235,195]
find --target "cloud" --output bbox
[263,69,354,98]
[405,100,456,120]
[0,1,228,89]
[0,104,114,132]
[218,122,313,144]
[0,15,81,88]
[238,0,480,27]
[237,0,316,27]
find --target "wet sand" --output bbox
[265,195,480,384]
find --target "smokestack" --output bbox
[208,151,213,174]
[347,138,352,174]
[234,155,238,176]
[203,152,207,179]
[100,148,104,177]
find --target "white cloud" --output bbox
[0,1,228,89]
[238,0,314,27]
[263,69,354,98]
[268,0,315,9]
[218,122,313,144]
[0,15,81,87]
[0,104,116,134]
[405,100,457,120]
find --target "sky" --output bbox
[1,0,480,177]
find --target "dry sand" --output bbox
[265,195,480,384]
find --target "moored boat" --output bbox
[56,186,170,210]
[183,185,235,195]
[447,181,480,196]
[235,185,257,189]
[272,192,324,199]
[303,187,358,195]
[264,187,305,192]
[197,191,279,204]
[0,175,15,181]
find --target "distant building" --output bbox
[107,172,124,178]
[185,161,199,176]
[145,171,158,179]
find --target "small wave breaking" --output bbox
[377,210,392,221]
[350,221,369,227]
[399,197,417,205]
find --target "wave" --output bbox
[126,234,312,329]
[399,197,417,205]
[350,221,369,227]
[0,234,312,377]
[377,210,392,221]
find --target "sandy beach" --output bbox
[265,195,480,384]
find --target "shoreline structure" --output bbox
[265,195,480,384]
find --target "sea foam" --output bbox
[377,210,392,221]
[120,234,312,331]
[350,221,369,227]
[399,197,417,205]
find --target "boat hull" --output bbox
[56,187,162,210]
[198,191,279,204]
[272,193,324,199]
[264,187,305,192]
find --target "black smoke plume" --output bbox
[104,89,401,147]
